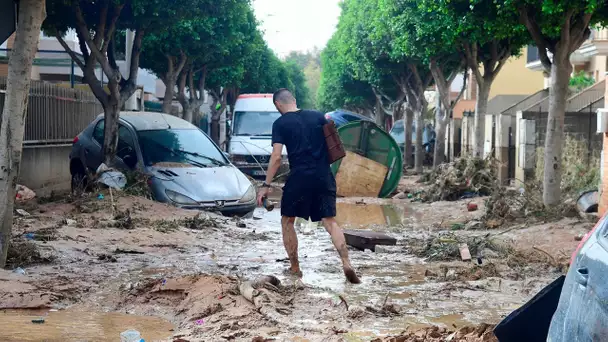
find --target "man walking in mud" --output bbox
[256,89,361,284]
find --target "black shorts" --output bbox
[281,171,337,222]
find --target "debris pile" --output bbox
[407,232,509,262]
[6,238,54,269]
[374,323,497,342]
[112,209,134,229]
[180,213,222,230]
[421,157,497,202]
[483,181,579,226]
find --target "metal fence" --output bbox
[0,76,103,145]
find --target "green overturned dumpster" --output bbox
[330,121,403,198]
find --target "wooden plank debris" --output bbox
[343,229,397,252]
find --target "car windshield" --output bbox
[390,120,422,144]
[233,111,281,136]
[138,129,226,167]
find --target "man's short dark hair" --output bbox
[273,88,296,104]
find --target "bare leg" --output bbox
[322,217,361,284]
[281,216,302,276]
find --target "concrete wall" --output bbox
[522,111,602,150]
[18,145,72,195]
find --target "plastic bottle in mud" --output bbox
[120,330,144,342]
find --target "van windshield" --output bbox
[233,111,281,136]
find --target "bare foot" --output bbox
[344,267,361,284]
[283,267,303,278]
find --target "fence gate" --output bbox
[508,126,516,180]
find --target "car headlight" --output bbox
[165,189,198,205]
[239,185,255,203]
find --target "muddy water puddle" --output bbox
[0,308,174,342]
[208,203,542,334]
[288,202,420,230]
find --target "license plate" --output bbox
[252,170,266,176]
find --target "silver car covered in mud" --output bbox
[69,112,256,217]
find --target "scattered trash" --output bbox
[63,218,77,226]
[485,219,503,229]
[236,221,247,228]
[467,203,478,212]
[375,245,406,254]
[459,244,472,261]
[15,209,30,217]
[451,223,465,230]
[112,209,134,229]
[574,234,584,241]
[424,269,438,277]
[97,194,105,200]
[13,267,26,275]
[24,233,35,240]
[392,192,406,200]
[114,248,145,255]
[120,329,143,342]
[15,184,36,202]
[577,190,599,213]
[464,220,482,230]
[98,254,118,263]
[31,318,45,324]
[97,163,127,190]
[196,319,204,325]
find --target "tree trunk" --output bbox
[102,99,121,165]
[210,118,220,144]
[434,116,447,167]
[543,56,572,206]
[0,0,46,268]
[162,75,176,114]
[473,82,491,158]
[192,107,201,126]
[414,110,424,174]
[183,106,194,124]
[375,103,385,129]
[404,106,414,168]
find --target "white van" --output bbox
[228,94,287,178]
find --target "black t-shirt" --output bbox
[271,109,330,175]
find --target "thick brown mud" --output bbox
[0,184,593,341]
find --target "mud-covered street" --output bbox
[0,176,593,341]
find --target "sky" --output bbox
[252,0,342,57]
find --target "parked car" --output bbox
[389,119,436,163]
[325,109,374,128]
[547,214,608,340]
[228,94,287,179]
[70,112,256,217]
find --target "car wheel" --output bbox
[71,169,89,195]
